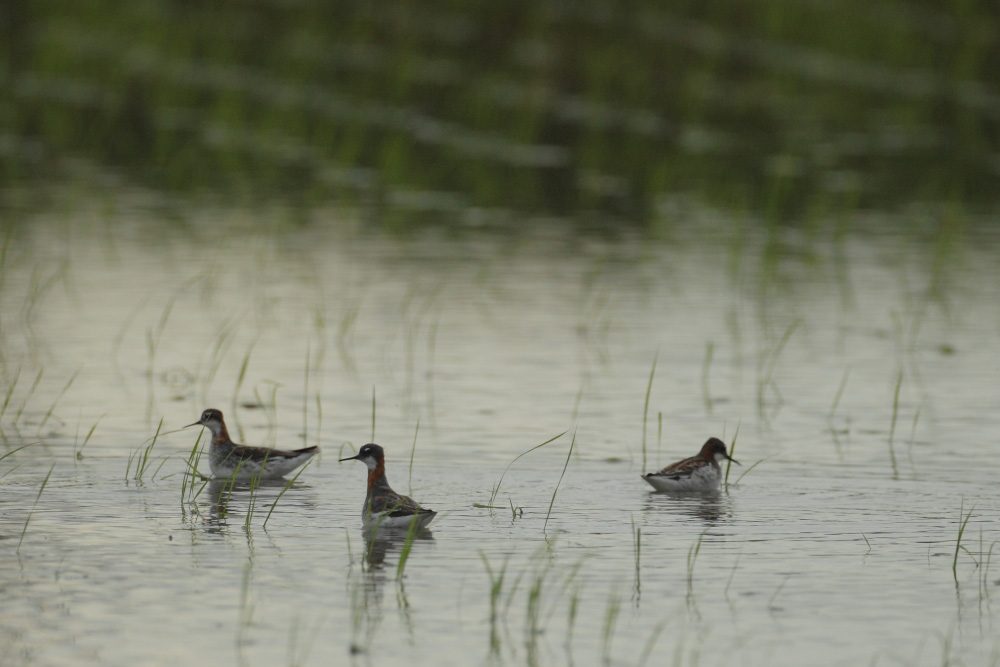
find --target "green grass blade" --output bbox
[263,460,313,530]
[395,516,420,579]
[734,453,776,485]
[408,418,419,494]
[0,441,39,464]
[38,367,81,431]
[724,421,741,486]
[641,352,657,472]
[0,364,21,421]
[543,430,576,533]
[18,462,56,553]
[488,431,566,506]
[953,499,975,582]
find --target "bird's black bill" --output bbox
[728,456,742,465]
[339,454,360,462]
[184,421,202,428]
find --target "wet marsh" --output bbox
[3,0,1000,663]
[1,207,999,665]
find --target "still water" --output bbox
[1,201,999,665]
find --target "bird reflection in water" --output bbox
[347,525,435,655]
[644,490,733,524]
[362,524,435,570]
[199,478,314,534]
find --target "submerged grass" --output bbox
[180,430,209,504]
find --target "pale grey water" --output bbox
[2,199,1000,665]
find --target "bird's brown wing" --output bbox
[648,455,710,480]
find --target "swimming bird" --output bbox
[642,437,739,492]
[340,443,436,530]
[186,408,319,481]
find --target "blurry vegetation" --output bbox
[0,0,998,225]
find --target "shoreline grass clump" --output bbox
[126,418,172,484]
[73,413,104,460]
[180,431,209,504]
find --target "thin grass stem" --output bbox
[543,430,576,533]
[39,367,81,431]
[408,418,419,495]
[724,422,741,486]
[395,516,421,579]
[701,342,714,414]
[953,498,975,583]
[488,431,566,506]
[888,371,903,479]
[734,453,776,485]
[17,462,55,553]
[641,353,658,472]
[263,459,313,530]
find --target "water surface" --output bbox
[1,204,999,665]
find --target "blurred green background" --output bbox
[2,0,998,227]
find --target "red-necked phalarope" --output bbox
[186,408,319,481]
[642,437,739,492]
[340,443,436,530]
